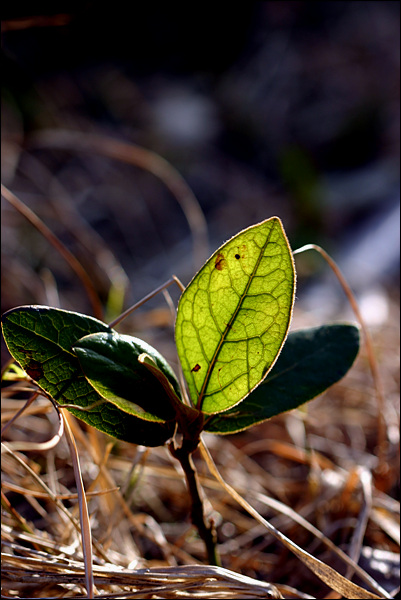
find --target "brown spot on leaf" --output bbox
[215,253,226,271]
[17,347,31,356]
[191,364,201,372]
[25,360,44,381]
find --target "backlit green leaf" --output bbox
[204,324,360,434]
[175,217,296,414]
[1,306,175,446]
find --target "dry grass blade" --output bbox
[1,189,398,597]
[14,151,130,319]
[1,392,39,437]
[1,554,284,599]
[345,468,373,579]
[370,507,400,546]
[199,439,388,599]
[243,487,386,595]
[1,184,103,320]
[293,245,388,471]
[1,440,109,563]
[61,409,95,598]
[2,480,119,501]
[108,277,178,328]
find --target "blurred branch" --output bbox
[1,184,103,319]
[2,14,72,32]
[28,129,209,270]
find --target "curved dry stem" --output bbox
[172,274,186,293]
[162,285,191,407]
[1,391,39,437]
[1,184,103,319]
[293,244,388,472]
[14,151,130,318]
[28,129,209,269]
[1,413,64,454]
[107,277,179,328]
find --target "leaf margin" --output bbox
[175,216,296,415]
[1,305,176,446]
[204,323,361,435]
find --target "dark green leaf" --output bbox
[204,324,360,434]
[73,331,181,422]
[1,306,175,446]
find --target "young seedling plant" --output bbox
[1,217,361,573]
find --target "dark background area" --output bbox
[2,1,400,328]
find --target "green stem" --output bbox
[169,438,221,566]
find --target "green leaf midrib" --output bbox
[197,225,275,410]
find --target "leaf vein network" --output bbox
[197,226,275,407]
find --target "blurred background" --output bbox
[2,1,400,350]
[1,6,400,594]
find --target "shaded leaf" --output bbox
[204,324,360,434]
[138,353,202,426]
[73,331,181,422]
[175,217,295,414]
[1,306,175,446]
